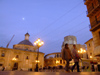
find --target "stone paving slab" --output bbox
[0,71,100,75]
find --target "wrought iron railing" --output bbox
[85,0,100,15]
[88,6,94,14]
[89,20,100,29]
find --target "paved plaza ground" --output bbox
[0,71,100,75]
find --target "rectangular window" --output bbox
[97,13,100,21]
[0,64,3,66]
[90,53,92,56]
[60,60,62,64]
[1,53,5,57]
[99,32,100,38]
[92,3,94,8]
[16,55,19,58]
[89,43,91,47]
[95,16,97,23]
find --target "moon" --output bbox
[22,18,25,20]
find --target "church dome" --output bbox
[18,33,33,46]
[18,40,33,46]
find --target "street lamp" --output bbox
[34,38,44,72]
[78,48,86,58]
[12,57,17,61]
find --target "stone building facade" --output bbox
[62,35,86,58]
[44,36,87,68]
[85,38,94,59]
[0,33,44,71]
[84,0,100,62]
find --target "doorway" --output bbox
[12,62,18,70]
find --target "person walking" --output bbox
[62,43,72,72]
[71,44,81,72]
[2,66,5,71]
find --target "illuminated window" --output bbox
[1,53,5,57]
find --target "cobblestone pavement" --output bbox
[0,71,100,75]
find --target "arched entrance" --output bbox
[12,62,18,70]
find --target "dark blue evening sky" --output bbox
[0,0,92,55]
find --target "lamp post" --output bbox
[34,38,44,72]
[78,48,86,58]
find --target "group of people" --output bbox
[62,43,81,72]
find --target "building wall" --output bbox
[84,0,100,58]
[0,47,44,71]
[44,53,72,67]
[92,29,100,47]
[13,44,37,51]
[85,39,94,59]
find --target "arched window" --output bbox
[26,56,29,59]
[99,31,100,38]
[60,60,62,64]
[16,55,19,58]
[1,53,5,57]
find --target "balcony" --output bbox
[87,5,100,17]
[88,6,94,13]
[84,0,92,5]
[86,1,100,17]
[89,20,100,31]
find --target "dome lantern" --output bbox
[25,33,30,40]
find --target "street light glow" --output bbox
[34,38,44,72]
[34,42,36,45]
[37,38,40,42]
[78,50,80,53]
[36,41,38,43]
[90,56,92,58]
[34,38,44,47]
[84,50,86,52]
[35,60,40,63]
[41,41,44,44]
[12,57,17,61]
[39,43,42,46]
[78,48,86,53]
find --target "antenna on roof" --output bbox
[6,35,15,48]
